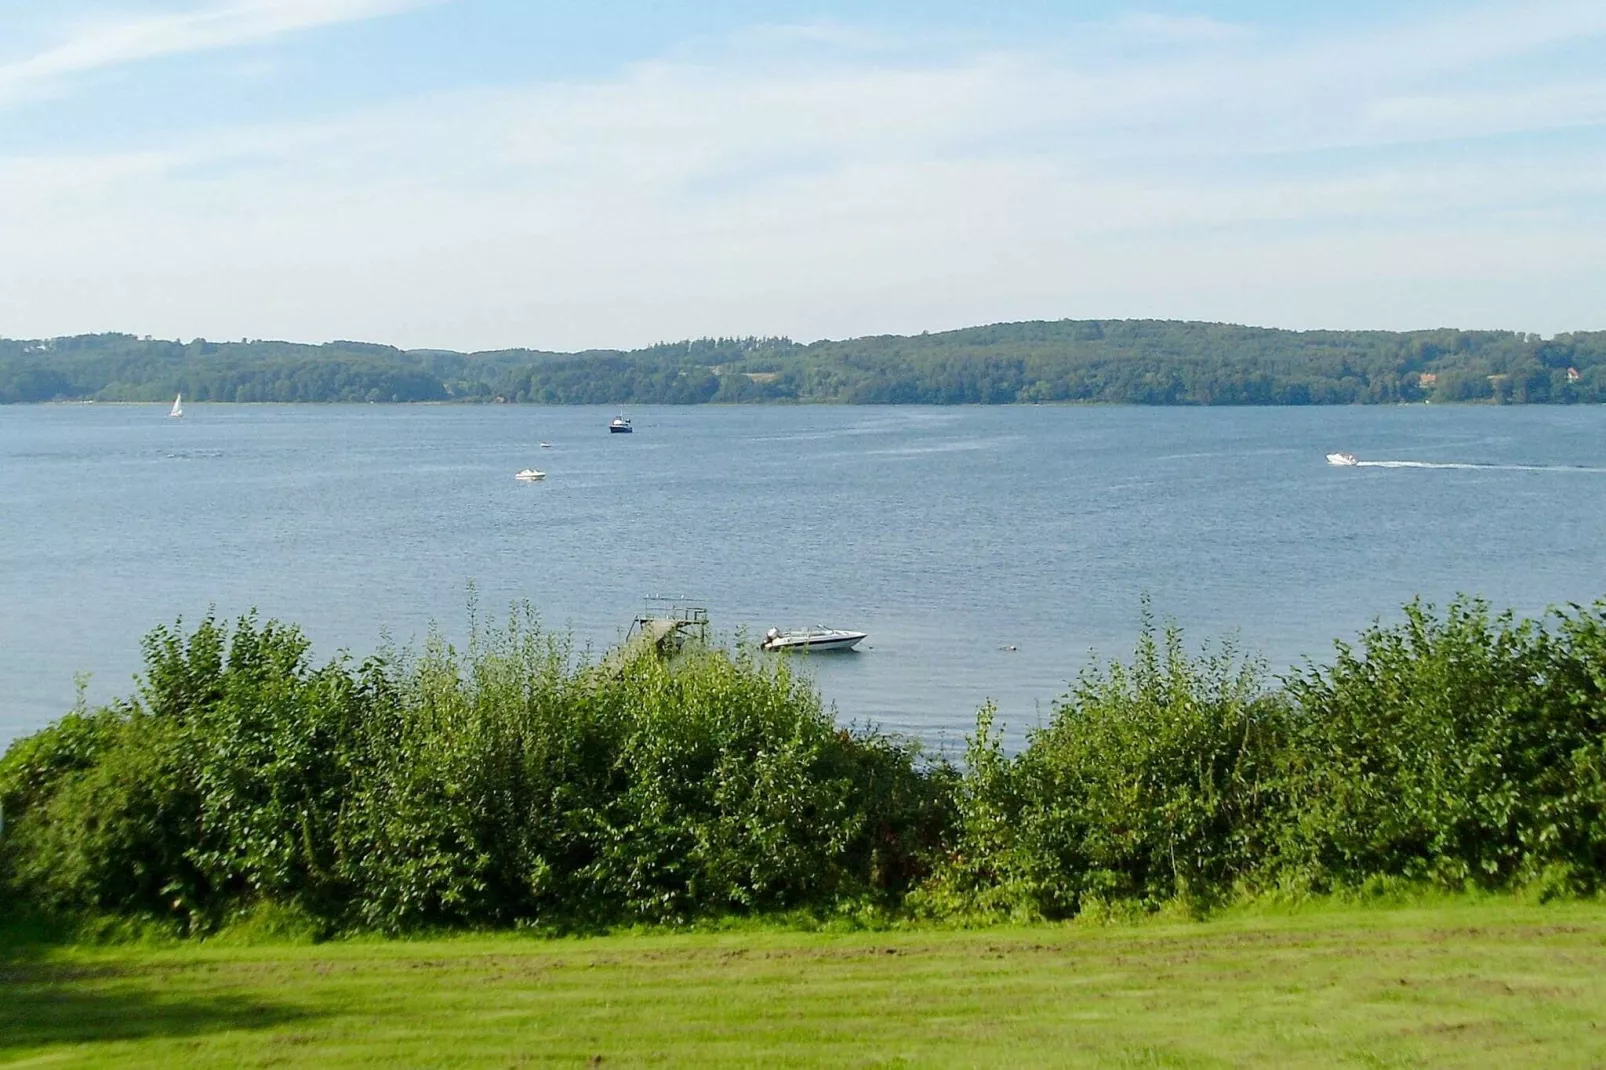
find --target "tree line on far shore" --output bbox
[3,594,1603,936]
[4,321,1605,405]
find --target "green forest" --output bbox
[3,320,1605,405]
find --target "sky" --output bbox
[0,0,1603,351]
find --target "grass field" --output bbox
[3,899,1604,1068]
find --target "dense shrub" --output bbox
[919,597,1606,918]
[919,617,1288,919]
[1278,598,1606,892]
[5,595,1606,933]
[0,611,945,933]
[0,706,201,919]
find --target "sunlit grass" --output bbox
[4,898,1603,1068]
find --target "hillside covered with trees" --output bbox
[3,320,1604,405]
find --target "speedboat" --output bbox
[515,468,546,481]
[760,627,867,653]
[609,414,633,433]
[1326,452,1359,466]
[539,441,552,448]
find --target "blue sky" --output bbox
[0,0,1602,350]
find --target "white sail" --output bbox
[169,393,183,418]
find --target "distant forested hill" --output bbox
[3,321,1604,404]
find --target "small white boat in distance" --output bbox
[1327,452,1359,466]
[169,393,184,418]
[761,627,867,653]
[539,441,552,448]
[515,468,546,481]
[609,414,633,433]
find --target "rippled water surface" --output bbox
[4,403,1605,748]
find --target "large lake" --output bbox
[3,404,1604,750]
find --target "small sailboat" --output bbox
[168,393,184,418]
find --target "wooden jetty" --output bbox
[598,598,710,674]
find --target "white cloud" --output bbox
[1,0,1604,348]
[0,0,438,107]
[1103,13,1256,46]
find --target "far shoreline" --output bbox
[20,398,1565,409]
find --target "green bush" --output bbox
[1279,598,1606,892]
[0,610,945,933]
[918,596,1606,918]
[0,707,200,920]
[333,619,944,929]
[6,595,1606,934]
[920,614,1287,919]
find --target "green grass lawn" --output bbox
[4,899,1604,1068]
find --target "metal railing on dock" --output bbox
[599,598,711,674]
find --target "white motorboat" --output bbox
[761,626,867,653]
[1326,452,1359,466]
[609,414,633,433]
[539,441,552,448]
[169,393,184,418]
[515,468,546,481]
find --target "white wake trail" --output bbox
[1354,460,1606,473]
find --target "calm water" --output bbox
[3,403,1605,749]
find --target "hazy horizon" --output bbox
[3,316,1601,358]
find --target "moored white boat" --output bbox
[515,468,546,481]
[761,627,867,653]
[1326,452,1359,466]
